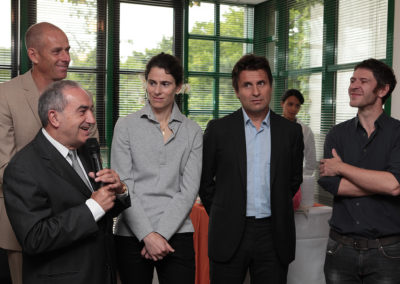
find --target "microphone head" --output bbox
[85,138,103,173]
[86,138,100,154]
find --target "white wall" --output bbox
[391,0,400,119]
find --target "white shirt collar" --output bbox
[41,128,70,159]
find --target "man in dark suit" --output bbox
[199,54,304,283]
[3,80,130,284]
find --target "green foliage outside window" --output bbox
[187,5,253,129]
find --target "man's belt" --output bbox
[330,229,400,250]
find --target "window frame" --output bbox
[183,0,255,120]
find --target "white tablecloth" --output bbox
[287,206,332,284]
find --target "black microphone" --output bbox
[86,138,104,187]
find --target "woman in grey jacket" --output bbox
[111,53,202,284]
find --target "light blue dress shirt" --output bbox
[243,109,271,218]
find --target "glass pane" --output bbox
[66,72,96,93]
[337,0,387,64]
[37,0,98,68]
[219,77,241,112]
[188,114,213,131]
[0,70,11,82]
[336,70,358,124]
[189,2,214,36]
[287,73,322,202]
[119,74,145,117]
[287,73,323,169]
[66,71,97,109]
[188,76,214,111]
[288,1,323,69]
[188,39,214,72]
[186,2,254,128]
[120,3,173,70]
[220,5,253,39]
[287,74,322,136]
[220,42,251,73]
[267,5,276,36]
[0,0,11,66]
[266,42,276,73]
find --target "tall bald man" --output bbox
[0,22,95,284]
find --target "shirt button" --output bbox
[356,221,360,225]
[363,149,367,152]
[356,202,359,206]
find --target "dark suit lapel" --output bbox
[34,131,93,198]
[232,109,247,190]
[269,111,280,188]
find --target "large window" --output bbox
[266,0,393,205]
[184,1,254,129]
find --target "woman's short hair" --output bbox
[145,53,183,86]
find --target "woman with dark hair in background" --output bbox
[281,89,317,176]
[111,53,202,284]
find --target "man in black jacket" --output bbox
[319,58,400,283]
[200,54,303,284]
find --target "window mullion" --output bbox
[214,3,220,119]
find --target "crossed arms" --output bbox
[319,123,400,198]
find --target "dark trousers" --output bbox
[115,233,195,284]
[0,249,11,284]
[325,236,400,284]
[210,217,288,284]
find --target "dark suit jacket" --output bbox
[3,131,130,284]
[199,109,303,265]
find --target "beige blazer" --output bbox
[0,71,41,250]
[0,71,98,250]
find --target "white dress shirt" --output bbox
[41,128,105,221]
